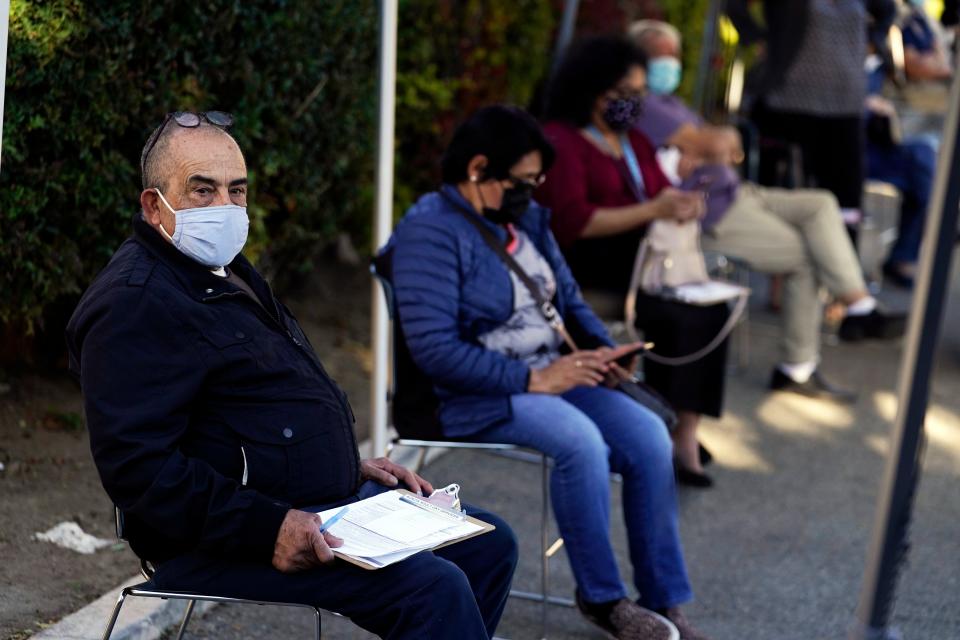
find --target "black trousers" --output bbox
[152,481,518,640]
[752,101,866,211]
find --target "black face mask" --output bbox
[602,95,644,131]
[480,182,534,225]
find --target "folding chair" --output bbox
[101,508,324,640]
[372,254,574,640]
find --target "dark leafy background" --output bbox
[1,0,710,362]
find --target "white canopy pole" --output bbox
[370,0,398,458]
[0,0,10,169]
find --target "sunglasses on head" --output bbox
[141,111,234,175]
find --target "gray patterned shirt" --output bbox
[478,229,562,369]
[765,0,868,116]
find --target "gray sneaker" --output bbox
[659,607,711,640]
[577,593,679,640]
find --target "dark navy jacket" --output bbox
[66,214,360,563]
[386,185,613,437]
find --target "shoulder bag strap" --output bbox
[441,191,580,352]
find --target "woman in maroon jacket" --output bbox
[536,36,729,488]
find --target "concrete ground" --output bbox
[165,268,960,640]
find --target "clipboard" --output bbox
[333,489,495,570]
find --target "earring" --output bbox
[470,175,478,183]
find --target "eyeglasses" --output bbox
[606,88,647,101]
[504,174,546,189]
[141,111,234,175]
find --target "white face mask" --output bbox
[154,189,249,268]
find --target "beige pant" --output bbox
[701,184,866,364]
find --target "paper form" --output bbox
[363,509,454,543]
[672,281,748,305]
[314,490,482,568]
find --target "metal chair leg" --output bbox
[100,589,129,640]
[541,452,550,640]
[314,607,322,640]
[738,267,751,370]
[174,599,196,640]
[413,447,428,474]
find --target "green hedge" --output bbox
[2,0,710,353]
[394,0,555,208]
[1,0,559,343]
[2,0,380,333]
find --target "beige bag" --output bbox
[624,219,749,367]
[634,219,708,293]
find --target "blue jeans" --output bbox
[867,137,937,265]
[471,385,693,609]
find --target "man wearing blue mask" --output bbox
[628,21,907,403]
[65,113,518,640]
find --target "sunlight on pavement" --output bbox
[699,413,774,474]
[755,393,855,437]
[871,391,960,470]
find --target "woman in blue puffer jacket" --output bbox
[387,105,709,640]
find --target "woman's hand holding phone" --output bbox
[528,343,651,394]
[595,342,649,387]
[528,352,609,395]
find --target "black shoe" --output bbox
[769,368,858,404]
[698,442,713,467]
[838,308,907,342]
[882,262,915,290]
[674,463,714,488]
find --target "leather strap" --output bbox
[442,191,579,352]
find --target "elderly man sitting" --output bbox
[65,112,517,640]
[628,21,907,403]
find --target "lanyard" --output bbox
[585,125,646,199]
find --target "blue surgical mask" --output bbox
[647,56,682,96]
[154,189,249,267]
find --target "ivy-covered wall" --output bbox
[1,0,713,361]
[2,1,381,336]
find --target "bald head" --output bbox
[141,121,241,191]
[628,20,682,58]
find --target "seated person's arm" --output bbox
[580,201,672,238]
[903,46,952,81]
[73,290,292,563]
[537,136,703,241]
[391,222,533,395]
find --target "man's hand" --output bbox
[272,509,343,573]
[361,457,434,495]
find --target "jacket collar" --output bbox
[130,211,274,307]
[438,183,547,241]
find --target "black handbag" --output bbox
[446,194,679,431]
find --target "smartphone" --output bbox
[605,342,654,367]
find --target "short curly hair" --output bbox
[441,105,556,184]
[543,36,648,127]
